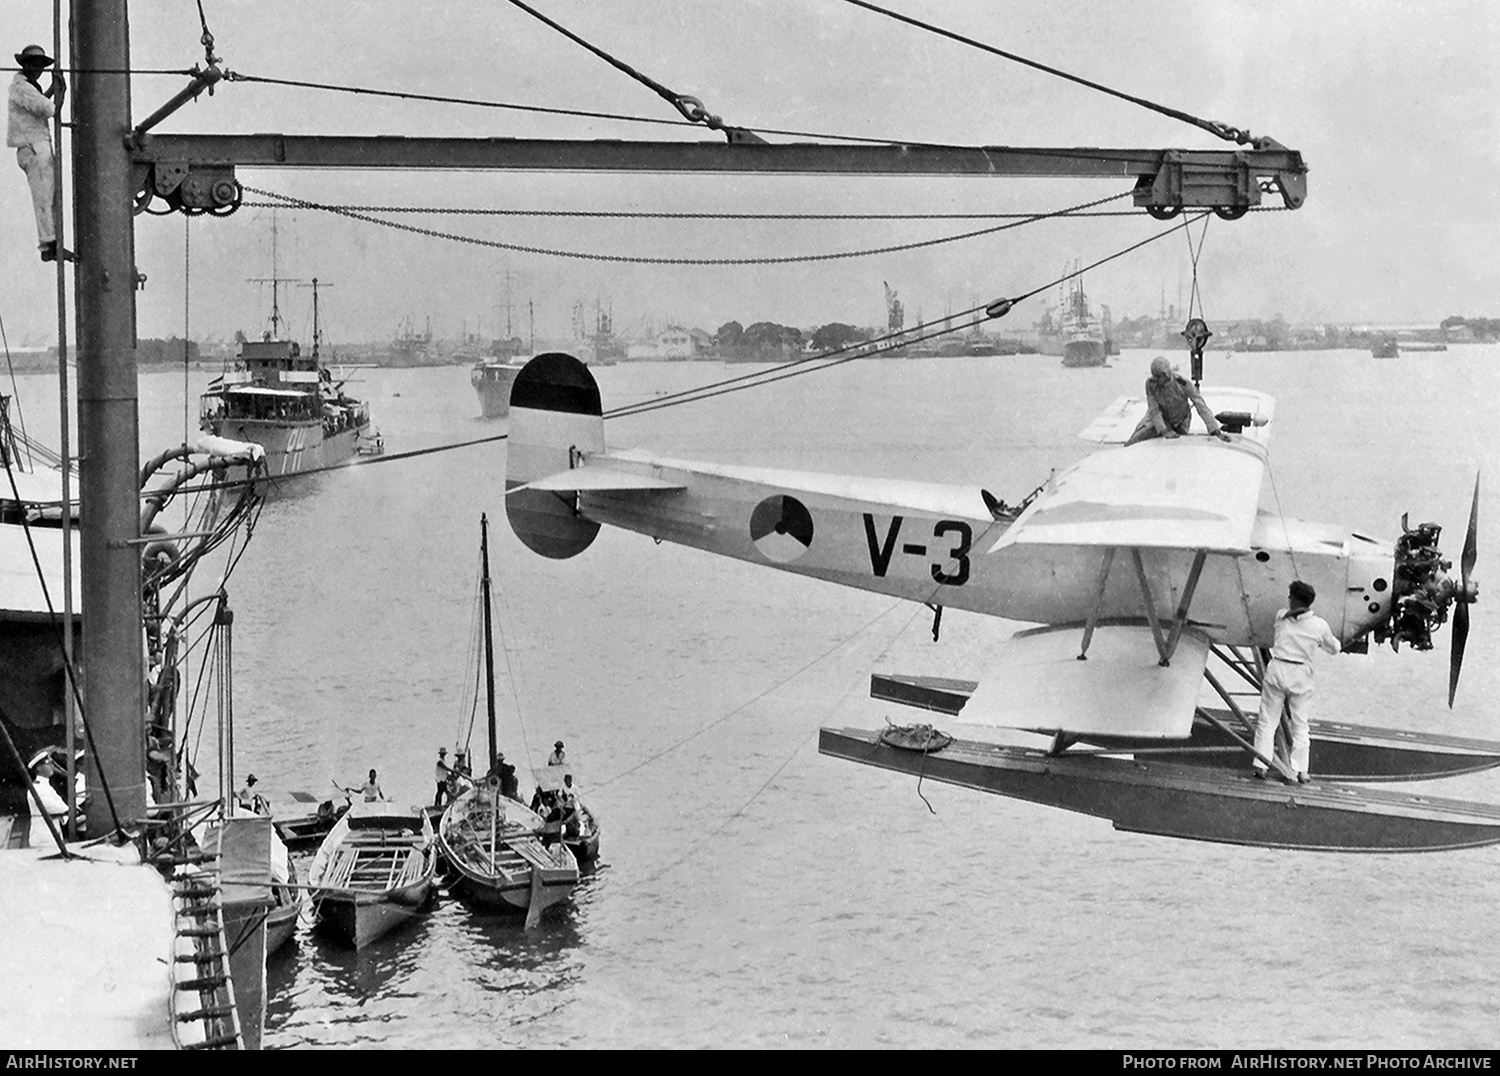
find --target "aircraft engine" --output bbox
[1373,475,1479,706]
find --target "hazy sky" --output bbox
[2,0,1496,348]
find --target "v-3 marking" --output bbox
[862,514,972,586]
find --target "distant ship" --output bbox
[201,283,380,476]
[472,337,529,419]
[1059,278,1107,368]
[201,338,380,476]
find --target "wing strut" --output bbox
[1077,548,1117,660]
[1081,547,1211,667]
[1130,549,1172,664]
[1162,550,1209,662]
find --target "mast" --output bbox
[74,0,147,830]
[479,513,498,772]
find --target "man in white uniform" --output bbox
[7,44,67,262]
[1252,580,1342,783]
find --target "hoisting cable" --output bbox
[243,185,1132,267]
[146,210,1209,498]
[1182,213,1211,324]
[501,0,735,134]
[840,0,1260,146]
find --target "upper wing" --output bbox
[991,437,1268,555]
[1078,386,1275,446]
[991,386,1275,557]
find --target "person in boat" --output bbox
[361,769,386,802]
[1252,580,1342,784]
[1124,356,1232,446]
[433,747,452,809]
[237,773,268,815]
[494,753,520,801]
[559,774,583,840]
[547,741,566,767]
[7,44,70,263]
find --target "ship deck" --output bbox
[0,844,177,1048]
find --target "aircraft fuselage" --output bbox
[578,449,1396,649]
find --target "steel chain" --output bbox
[242,186,1135,267]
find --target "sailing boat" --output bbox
[436,514,579,924]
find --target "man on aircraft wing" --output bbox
[1124,356,1232,445]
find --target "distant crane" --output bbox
[883,281,904,333]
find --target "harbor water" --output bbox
[15,348,1500,1048]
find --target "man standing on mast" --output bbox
[7,44,69,262]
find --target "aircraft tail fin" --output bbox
[506,353,605,559]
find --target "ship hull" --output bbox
[1062,339,1107,367]
[314,878,432,949]
[472,362,525,419]
[205,419,369,478]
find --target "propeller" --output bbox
[1448,472,1480,707]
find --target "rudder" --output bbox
[506,353,604,559]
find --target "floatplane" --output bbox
[500,353,1499,852]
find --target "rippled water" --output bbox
[19,347,1500,1048]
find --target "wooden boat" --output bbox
[531,766,601,865]
[265,833,307,954]
[436,513,579,923]
[438,780,580,918]
[307,800,438,948]
[271,795,348,853]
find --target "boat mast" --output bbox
[479,513,498,773]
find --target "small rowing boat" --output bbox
[307,800,438,948]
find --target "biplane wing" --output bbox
[1077,387,1275,445]
[959,623,1212,738]
[990,389,1276,557]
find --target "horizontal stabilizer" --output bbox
[509,468,685,494]
[961,623,1210,739]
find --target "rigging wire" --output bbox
[0,65,197,75]
[630,601,934,891]
[215,71,1185,165]
[149,210,1209,500]
[225,69,991,148]
[606,212,1211,422]
[0,309,34,468]
[590,597,911,795]
[242,185,1132,267]
[1,451,125,837]
[839,0,1260,145]
[500,0,731,132]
